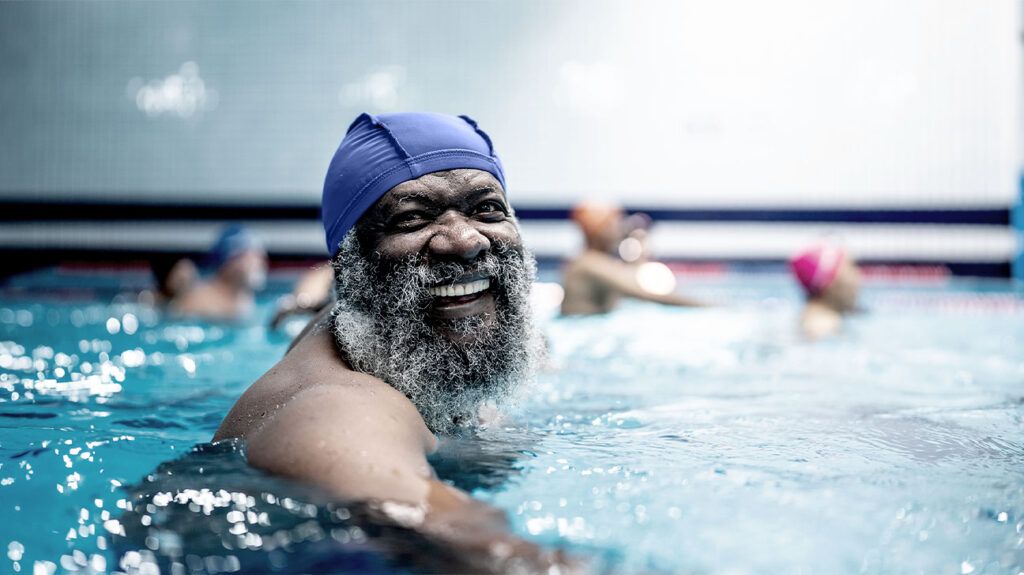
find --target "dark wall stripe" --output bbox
[0,200,320,222]
[0,200,1011,226]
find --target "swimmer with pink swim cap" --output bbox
[790,242,862,339]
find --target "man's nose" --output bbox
[428,211,490,261]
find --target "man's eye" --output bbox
[474,201,506,217]
[392,211,428,228]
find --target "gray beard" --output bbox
[329,230,542,434]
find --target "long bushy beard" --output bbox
[330,230,542,434]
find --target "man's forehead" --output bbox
[377,169,504,210]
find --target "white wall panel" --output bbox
[0,0,1018,209]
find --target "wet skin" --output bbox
[222,250,269,291]
[170,249,267,322]
[561,212,705,315]
[213,169,572,572]
[354,169,522,326]
[822,257,862,312]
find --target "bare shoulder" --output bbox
[214,323,438,502]
[564,251,610,278]
[575,250,620,271]
[171,282,215,312]
[213,324,431,448]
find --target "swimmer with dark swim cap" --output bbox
[171,225,268,321]
[560,200,705,315]
[214,113,578,573]
[790,242,862,339]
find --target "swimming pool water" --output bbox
[1,268,1022,574]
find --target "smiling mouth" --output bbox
[428,278,490,298]
[427,277,492,309]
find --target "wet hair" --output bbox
[329,229,541,433]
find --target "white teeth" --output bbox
[428,278,491,298]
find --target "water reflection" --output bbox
[114,439,538,574]
[2,274,1023,574]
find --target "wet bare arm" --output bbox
[579,252,706,307]
[244,384,575,573]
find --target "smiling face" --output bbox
[356,169,519,325]
[329,169,540,433]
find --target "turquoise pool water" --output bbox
[1,268,1022,574]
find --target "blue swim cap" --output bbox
[206,225,264,270]
[321,112,506,256]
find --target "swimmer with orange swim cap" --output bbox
[790,242,862,339]
[561,200,704,315]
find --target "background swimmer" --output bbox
[561,201,705,315]
[171,225,268,322]
[790,242,862,339]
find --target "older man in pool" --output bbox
[214,113,569,572]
